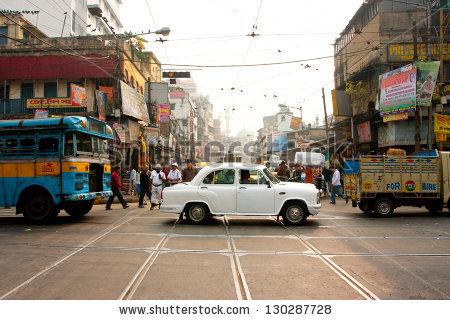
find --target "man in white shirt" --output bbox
[150,164,166,210]
[129,168,137,195]
[330,168,348,205]
[167,163,182,186]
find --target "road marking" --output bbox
[271,217,380,300]
[118,220,179,300]
[0,208,140,300]
[223,216,252,300]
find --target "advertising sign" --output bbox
[34,109,48,119]
[435,113,450,134]
[27,98,72,109]
[379,64,416,116]
[388,43,450,61]
[416,61,440,107]
[290,116,302,131]
[383,112,408,123]
[357,121,371,143]
[159,104,170,123]
[378,119,429,147]
[120,81,150,123]
[331,89,352,116]
[71,84,87,107]
[267,133,287,152]
[144,127,159,146]
[95,90,107,122]
[98,86,114,104]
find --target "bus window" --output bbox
[20,138,35,155]
[76,133,92,154]
[100,139,109,157]
[64,133,74,156]
[5,139,18,155]
[38,137,59,154]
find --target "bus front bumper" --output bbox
[64,191,113,201]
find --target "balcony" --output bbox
[0,99,87,117]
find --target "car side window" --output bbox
[202,169,235,185]
[258,171,267,185]
[239,170,258,184]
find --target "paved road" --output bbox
[0,201,449,300]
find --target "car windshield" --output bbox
[263,168,279,184]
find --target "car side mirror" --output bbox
[266,180,271,188]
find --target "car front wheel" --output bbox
[282,203,308,226]
[185,203,210,224]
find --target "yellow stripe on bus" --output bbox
[0,162,110,177]
[61,162,89,173]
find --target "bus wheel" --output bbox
[64,200,94,217]
[373,198,394,217]
[23,190,58,223]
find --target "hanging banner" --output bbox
[379,64,416,116]
[144,127,159,146]
[290,116,302,131]
[34,109,48,119]
[71,84,87,107]
[159,104,170,123]
[383,112,409,123]
[435,113,450,134]
[120,81,149,123]
[113,124,129,144]
[98,86,114,104]
[416,61,440,107]
[95,90,107,122]
[357,121,371,143]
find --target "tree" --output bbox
[123,31,148,59]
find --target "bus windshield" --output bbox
[64,132,109,158]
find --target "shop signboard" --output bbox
[120,81,150,123]
[159,104,170,123]
[34,109,48,119]
[71,84,87,107]
[267,133,287,152]
[290,116,302,131]
[357,121,371,143]
[379,64,416,116]
[435,113,450,135]
[144,127,159,146]
[26,98,72,109]
[383,112,408,123]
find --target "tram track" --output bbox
[271,217,380,300]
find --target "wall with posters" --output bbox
[357,121,371,143]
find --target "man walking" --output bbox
[150,164,166,210]
[138,165,151,208]
[330,168,348,205]
[182,159,198,182]
[129,167,137,195]
[167,163,182,186]
[106,166,129,210]
[322,166,332,197]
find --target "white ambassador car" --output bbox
[160,163,321,225]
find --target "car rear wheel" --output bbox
[373,198,394,217]
[23,189,58,223]
[64,200,94,217]
[185,203,209,224]
[282,203,308,226]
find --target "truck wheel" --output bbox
[358,201,373,215]
[64,200,94,217]
[373,198,394,217]
[23,189,58,223]
[185,203,209,224]
[282,203,308,226]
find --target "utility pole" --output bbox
[322,88,330,160]
[426,1,433,151]
[60,12,67,37]
[413,21,421,152]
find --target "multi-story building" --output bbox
[333,0,450,154]
[0,0,122,37]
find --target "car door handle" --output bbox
[239,187,247,189]
[279,192,286,195]
[201,187,208,189]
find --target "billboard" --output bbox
[71,84,87,107]
[267,133,287,152]
[416,61,440,107]
[290,116,302,131]
[378,119,429,147]
[388,43,450,61]
[27,98,72,109]
[95,90,107,122]
[120,81,149,123]
[379,64,416,116]
[383,112,408,123]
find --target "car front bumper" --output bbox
[308,204,321,215]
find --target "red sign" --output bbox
[71,84,87,107]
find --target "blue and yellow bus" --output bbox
[0,116,113,223]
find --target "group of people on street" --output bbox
[265,161,348,205]
[105,160,199,210]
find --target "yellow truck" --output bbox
[344,152,450,216]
